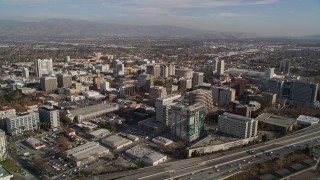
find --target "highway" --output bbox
[88,124,320,180]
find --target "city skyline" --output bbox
[0,0,320,36]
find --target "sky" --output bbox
[0,0,320,36]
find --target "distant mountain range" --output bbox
[0,19,258,39]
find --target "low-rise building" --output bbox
[63,142,109,167]
[69,103,119,122]
[127,134,139,142]
[89,129,111,140]
[256,113,297,133]
[152,136,173,146]
[101,135,132,150]
[296,115,319,126]
[125,145,167,166]
[0,165,13,180]
[25,137,45,150]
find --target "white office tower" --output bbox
[168,64,175,76]
[22,67,29,78]
[113,60,124,77]
[34,58,54,77]
[192,72,204,88]
[212,86,235,106]
[217,60,225,75]
[212,59,219,73]
[100,81,110,94]
[280,59,290,75]
[0,129,7,161]
[218,112,258,139]
[39,106,60,131]
[65,56,71,62]
[265,67,275,79]
[155,94,181,125]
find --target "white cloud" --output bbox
[209,12,262,17]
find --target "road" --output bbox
[87,124,320,180]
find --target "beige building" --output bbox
[40,76,57,93]
[57,74,72,88]
[212,86,235,107]
[188,89,214,113]
[149,86,167,103]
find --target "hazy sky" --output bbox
[0,0,320,36]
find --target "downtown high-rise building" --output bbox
[192,72,204,88]
[40,76,58,93]
[113,60,124,77]
[39,106,60,131]
[212,59,225,75]
[280,59,291,75]
[57,74,72,88]
[168,102,205,143]
[22,67,29,78]
[188,89,214,113]
[212,86,236,106]
[155,94,181,125]
[34,58,54,77]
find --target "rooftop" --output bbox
[65,142,99,156]
[0,165,12,178]
[220,112,255,122]
[297,115,319,123]
[101,135,132,147]
[70,103,118,116]
[125,145,154,159]
[72,145,109,161]
[191,134,240,148]
[89,129,110,137]
[256,113,296,127]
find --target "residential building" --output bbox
[218,112,258,139]
[38,106,60,131]
[40,76,57,93]
[5,112,40,136]
[168,103,205,143]
[217,60,225,76]
[155,94,181,125]
[175,68,193,79]
[178,78,192,93]
[34,58,54,77]
[160,64,169,78]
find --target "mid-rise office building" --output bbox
[100,81,110,94]
[57,74,72,88]
[168,64,175,76]
[40,76,57,93]
[168,103,205,143]
[192,72,204,88]
[155,94,181,125]
[160,65,169,78]
[137,74,154,92]
[212,86,236,106]
[5,112,40,136]
[149,86,167,103]
[280,59,290,75]
[218,112,258,139]
[34,58,54,77]
[22,68,29,78]
[231,77,247,96]
[217,60,225,75]
[0,129,7,161]
[146,64,161,78]
[39,106,60,131]
[113,60,124,77]
[188,89,214,113]
[265,68,275,79]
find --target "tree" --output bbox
[60,112,72,126]
[262,134,268,142]
[57,136,71,152]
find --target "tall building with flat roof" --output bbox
[218,112,258,138]
[212,86,235,107]
[149,86,167,103]
[175,68,193,79]
[40,76,57,93]
[5,112,40,136]
[39,106,60,131]
[34,58,54,77]
[217,60,225,76]
[155,94,181,125]
[113,60,124,77]
[22,68,29,78]
[192,72,204,88]
[57,74,72,88]
[168,103,205,143]
[280,59,290,75]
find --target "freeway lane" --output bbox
[89,125,320,180]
